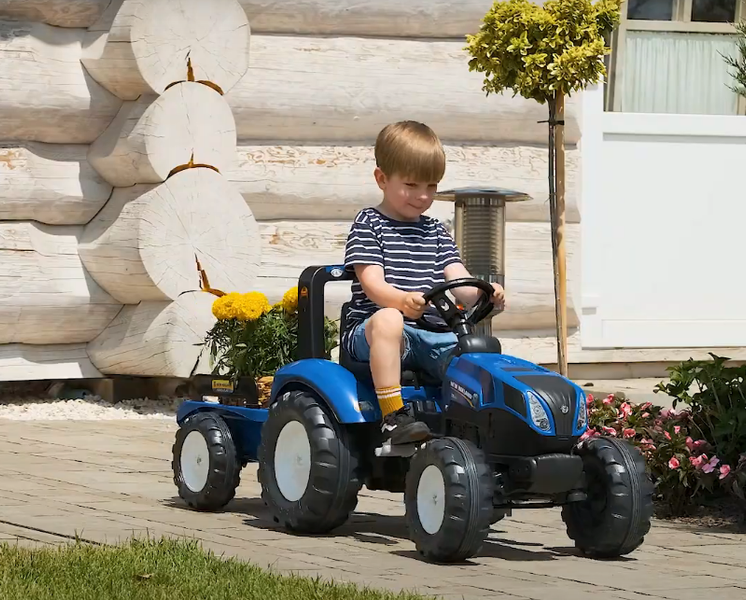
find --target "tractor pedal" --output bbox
[374,441,421,457]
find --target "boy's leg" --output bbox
[351,309,430,445]
[404,325,458,381]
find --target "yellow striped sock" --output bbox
[376,385,403,417]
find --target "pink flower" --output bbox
[690,455,706,469]
[620,403,632,418]
[669,457,680,469]
[641,402,653,410]
[674,426,681,434]
[660,408,672,419]
[642,412,650,418]
[685,437,694,451]
[603,395,614,406]
[602,426,617,437]
[702,456,720,474]
[720,465,731,479]
[693,439,707,451]
[664,431,671,440]
[641,438,656,450]
[586,393,594,404]
[623,428,636,438]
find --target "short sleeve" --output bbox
[344,219,383,270]
[435,221,462,269]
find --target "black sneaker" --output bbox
[381,404,431,445]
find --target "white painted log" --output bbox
[86,291,216,377]
[0,344,102,382]
[239,0,495,37]
[0,20,121,144]
[229,144,580,223]
[228,35,581,145]
[0,0,109,28]
[88,82,237,187]
[254,220,580,331]
[0,223,122,345]
[79,168,260,304]
[82,0,250,101]
[0,144,112,225]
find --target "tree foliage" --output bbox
[465,0,622,104]
[722,20,746,98]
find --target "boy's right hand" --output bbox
[400,291,427,319]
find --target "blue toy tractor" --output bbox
[172,265,654,563]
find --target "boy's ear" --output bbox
[373,167,387,191]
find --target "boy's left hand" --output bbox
[490,283,506,311]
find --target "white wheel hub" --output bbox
[417,464,446,535]
[274,420,312,502]
[180,430,210,492]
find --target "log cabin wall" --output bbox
[0,0,582,381]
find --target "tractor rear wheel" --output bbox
[257,390,362,534]
[405,437,493,563]
[562,436,654,558]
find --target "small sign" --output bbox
[211,379,234,392]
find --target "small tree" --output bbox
[465,0,622,376]
[722,20,746,98]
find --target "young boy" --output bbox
[342,121,505,446]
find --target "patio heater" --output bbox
[433,187,531,338]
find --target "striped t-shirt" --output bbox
[342,207,462,351]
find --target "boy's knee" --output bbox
[367,308,404,342]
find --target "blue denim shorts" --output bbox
[348,317,458,380]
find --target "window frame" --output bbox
[606,0,746,115]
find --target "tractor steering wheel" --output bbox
[415,278,497,334]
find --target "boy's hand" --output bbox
[400,291,427,319]
[490,283,506,311]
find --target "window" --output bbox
[607,0,746,115]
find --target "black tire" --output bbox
[172,411,241,511]
[562,436,654,558]
[405,437,493,563]
[257,390,362,534]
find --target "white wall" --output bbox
[580,84,746,349]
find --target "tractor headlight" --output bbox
[526,391,551,432]
[576,395,588,431]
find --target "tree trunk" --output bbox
[548,93,569,377]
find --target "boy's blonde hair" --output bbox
[374,121,446,183]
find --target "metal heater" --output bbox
[433,187,531,337]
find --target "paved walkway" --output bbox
[1,419,745,600]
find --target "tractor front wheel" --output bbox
[562,436,654,558]
[257,390,362,534]
[405,437,493,563]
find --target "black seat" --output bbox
[338,303,442,388]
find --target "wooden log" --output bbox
[0,0,109,28]
[78,168,260,304]
[0,20,122,144]
[82,0,251,101]
[86,291,216,377]
[228,35,581,145]
[88,82,237,187]
[239,0,495,38]
[230,143,580,223]
[0,344,102,382]
[0,222,122,345]
[0,144,112,226]
[254,220,580,331]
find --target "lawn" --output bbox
[0,537,432,600]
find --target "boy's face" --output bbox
[374,168,438,221]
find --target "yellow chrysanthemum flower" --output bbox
[212,292,242,320]
[281,286,299,314]
[236,291,271,322]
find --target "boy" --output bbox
[343,121,505,446]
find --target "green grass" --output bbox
[0,537,433,600]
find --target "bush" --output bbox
[204,287,339,381]
[584,392,746,516]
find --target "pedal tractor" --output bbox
[172,265,654,563]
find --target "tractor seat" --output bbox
[339,303,442,388]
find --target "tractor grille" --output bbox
[515,375,577,436]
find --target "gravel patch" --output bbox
[0,395,182,421]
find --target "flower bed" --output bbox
[586,385,746,517]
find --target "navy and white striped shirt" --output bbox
[342,207,462,351]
